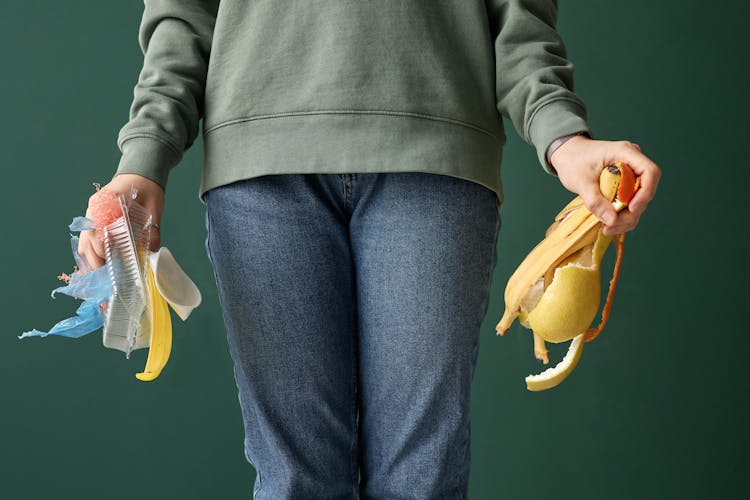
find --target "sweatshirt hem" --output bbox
[199,112,505,206]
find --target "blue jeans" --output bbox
[204,172,501,499]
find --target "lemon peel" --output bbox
[525,231,612,344]
[525,333,584,391]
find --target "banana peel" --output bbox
[497,161,640,391]
[136,266,173,381]
[136,247,202,381]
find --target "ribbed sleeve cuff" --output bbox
[528,99,592,176]
[115,135,182,191]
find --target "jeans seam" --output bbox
[455,424,471,499]
[205,195,264,497]
[351,279,360,498]
[340,173,354,211]
[453,200,501,497]
[351,355,360,496]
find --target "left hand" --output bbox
[550,135,661,236]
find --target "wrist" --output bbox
[546,132,591,172]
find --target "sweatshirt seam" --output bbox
[119,132,182,156]
[524,96,586,141]
[203,110,502,140]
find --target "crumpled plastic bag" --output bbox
[19,217,110,339]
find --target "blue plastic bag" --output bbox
[19,217,111,339]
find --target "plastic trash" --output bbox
[101,190,152,357]
[20,184,202,381]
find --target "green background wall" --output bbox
[2,1,746,498]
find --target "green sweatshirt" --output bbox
[114,0,591,205]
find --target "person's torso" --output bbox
[203,0,504,140]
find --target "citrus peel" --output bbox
[497,161,640,391]
[525,334,584,391]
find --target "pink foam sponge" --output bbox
[87,184,124,243]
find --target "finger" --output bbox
[78,231,106,269]
[77,233,88,258]
[82,245,105,269]
[603,223,633,236]
[616,145,660,205]
[148,225,161,251]
[628,166,660,215]
[611,142,656,175]
[602,208,640,235]
[92,232,105,260]
[580,181,617,226]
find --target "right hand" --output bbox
[550,135,661,236]
[77,173,165,270]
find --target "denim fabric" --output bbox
[204,172,501,499]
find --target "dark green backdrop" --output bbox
[2,1,746,498]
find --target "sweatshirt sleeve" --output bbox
[487,0,592,175]
[114,0,219,192]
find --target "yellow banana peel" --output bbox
[136,267,173,381]
[135,247,202,381]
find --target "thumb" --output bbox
[579,182,616,226]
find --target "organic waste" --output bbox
[496,162,640,391]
